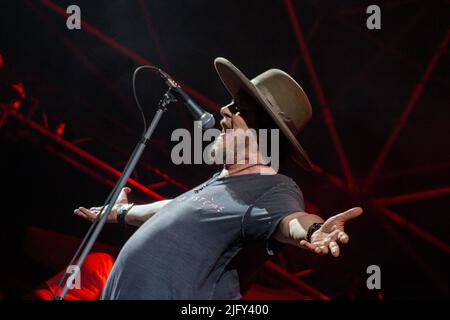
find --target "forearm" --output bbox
[274,212,324,246]
[125,199,172,227]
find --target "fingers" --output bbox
[74,208,87,219]
[300,241,329,255]
[326,230,344,257]
[315,246,328,255]
[316,230,339,256]
[120,187,131,196]
[89,206,102,215]
[74,207,90,220]
[118,187,132,204]
[74,207,98,221]
[300,240,316,251]
[80,207,98,220]
[300,229,347,257]
[74,187,131,221]
[338,231,349,244]
[336,207,363,223]
[329,241,340,257]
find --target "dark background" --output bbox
[0,0,449,299]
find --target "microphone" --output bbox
[158,69,215,129]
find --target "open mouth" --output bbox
[219,124,232,137]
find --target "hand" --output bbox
[299,207,363,257]
[73,187,131,223]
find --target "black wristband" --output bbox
[116,203,134,225]
[306,223,323,242]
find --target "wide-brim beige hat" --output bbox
[214,57,313,171]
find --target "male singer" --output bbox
[75,58,362,299]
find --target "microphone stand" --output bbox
[53,88,177,300]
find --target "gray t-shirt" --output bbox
[101,172,304,300]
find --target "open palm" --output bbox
[74,187,131,223]
[300,207,363,257]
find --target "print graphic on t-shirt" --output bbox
[176,194,225,213]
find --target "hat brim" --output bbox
[214,57,313,171]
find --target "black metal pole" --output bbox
[54,90,175,299]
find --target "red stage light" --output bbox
[56,122,66,136]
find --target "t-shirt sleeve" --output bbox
[242,181,305,254]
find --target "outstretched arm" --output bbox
[74,187,172,227]
[121,200,172,227]
[274,207,363,257]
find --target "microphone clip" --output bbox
[158,88,178,111]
